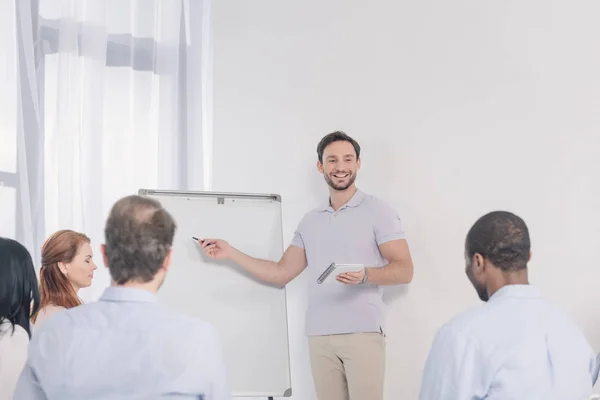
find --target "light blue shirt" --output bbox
[419,285,596,400]
[15,286,230,400]
[291,190,406,336]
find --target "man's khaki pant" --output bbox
[308,332,386,400]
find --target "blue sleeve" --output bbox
[419,325,488,400]
[14,361,47,399]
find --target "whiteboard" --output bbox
[139,190,292,398]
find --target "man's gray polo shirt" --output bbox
[291,189,406,336]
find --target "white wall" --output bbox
[212,1,600,398]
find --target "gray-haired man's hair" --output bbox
[104,195,177,284]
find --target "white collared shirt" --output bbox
[15,286,230,400]
[419,284,596,400]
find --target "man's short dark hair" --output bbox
[466,211,530,272]
[104,195,177,284]
[317,131,361,163]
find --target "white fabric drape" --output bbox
[0,0,44,265]
[37,0,212,300]
[0,2,20,241]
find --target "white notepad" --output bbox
[317,263,364,284]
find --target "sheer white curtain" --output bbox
[0,0,44,264]
[0,2,20,241]
[37,0,212,300]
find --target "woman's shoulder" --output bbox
[0,321,28,338]
[42,304,67,313]
[0,321,29,347]
[34,304,67,328]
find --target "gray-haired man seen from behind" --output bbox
[15,195,230,400]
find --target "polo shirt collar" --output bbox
[100,286,158,304]
[319,189,366,212]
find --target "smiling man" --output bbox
[201,131,414,400]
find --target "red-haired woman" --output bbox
[32,230,97,327]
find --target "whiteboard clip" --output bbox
[217,197,224,205]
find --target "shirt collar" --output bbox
[99,286,158,304]
[488,284,541,302]
[319,189,366,212]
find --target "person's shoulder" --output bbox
[158,307,218,338]
[361,193,397,211]
[440,296,536,347]
[9,325,30,352]
[356,192,400,219]
[542,299,593,344]
[303,205,325,218]
[435,302,491,345]
[296,203,327,229]
[33,307,70,335]
[12,324,29,339]
[35,302,101,333]
[541,297,579,324]
[33,304,68,330]
[38,304,67,317]
[0,322,29,344]
[166,313,223,358]
[179,314,220,339]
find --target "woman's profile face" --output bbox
[62,242,97,290]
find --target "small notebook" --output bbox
[317,263,364,284]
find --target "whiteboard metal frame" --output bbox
[138,189,292,398]
[139,188,281,203]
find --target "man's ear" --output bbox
[101,244,109,268]
[162,249,173,272]
[357,158,361,170]
[317,160,324,173]
[473,253,486,276]
[528,250,532,262]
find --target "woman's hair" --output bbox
[0,238,39,338]
[31,230,90,323]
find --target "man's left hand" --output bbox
[336,268,366,285]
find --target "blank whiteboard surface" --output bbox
[140,190,292,397]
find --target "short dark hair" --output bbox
[0,238,39,338]
[466,211,530,272]
[317,131,361,163]
[104,195,177,285]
